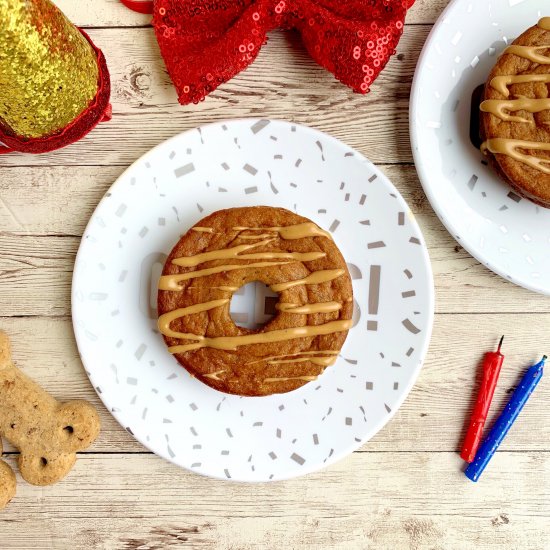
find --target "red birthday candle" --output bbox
[461,336,504,463]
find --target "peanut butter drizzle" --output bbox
[268,356,337,367]
[249,350,339,364]
[159,261,292,291]
[480,98,550,123]
[232,222,332,240]
[203,370,226,380]
[276,301,342,314]
[187,286,239,291]
[264,376,318,383]
[538,17,550,31]
[191,227,214,233]
[481,138,550,174]
[490,74,550,97]
[166,319,353,354]
[270,269,345,292]
[158,299,229,338]
[503,45,550,64]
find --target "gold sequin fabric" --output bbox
[0,0,99,139]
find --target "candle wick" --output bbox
[497,335,504,353]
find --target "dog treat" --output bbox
[0,437,16,510]
[0,331,101,486]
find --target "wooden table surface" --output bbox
[1,1,549,548]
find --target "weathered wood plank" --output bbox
[1,164,549,315]
[0,452,548,549]
[0,315,548,453]
[53,0,451,27]
[0,26,431,167]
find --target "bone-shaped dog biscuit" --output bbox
[0,437,16,510]
[0,331,100,486]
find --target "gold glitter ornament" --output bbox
[0,0,101,139]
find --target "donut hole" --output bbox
[229,280,278,330]
[40,457,48,467]
[64,426,74,435]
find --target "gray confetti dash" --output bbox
[197,203,204,213]
[344,358,358,364]
[359,406,367,421]
[340,182,345,190]
[345,417,352,426]
[327,407,333,416]
[269,452,277,460]
[409,237,421,245]
[270,135,278,141]
[251,119,270,133]
[366,381,374,390]
[134,344,147,360]
[186,148,192,154]
[167,446,176,458]
[368,174,378,183]
[253,422,263,427]
[191,462,201,468]
[290,182,297,188]
[234,138,240,149]
[404,269,413,279]
[318,208,326,214]
[142,408,148,419]
[274,154,283,160]
[402,318,421,334]
[218,187,227,192]
[367,241,386,249]
[452,99,460,112]
[359,194,367,205]
[118,270,128,282]
[367,320,378,331]
[329,219,340,232]
[328,448,334,458]
[398,212,405,226]
[394,382,399,390]
[243,163,258,175]
[499,205,508,211]
[245,186,258,194]
[110,364,119,383]
[89,292,108,301]
[291,126,296,131]
[295,158,302,167]
[222,124,228,130]
[406,347,414,357]
[120,227,127,234]
[316,140,325,161]
[467,174,478,190]
[139,226,149,238]
[115,204,127,217]
[224,469,231,479]
[248,455,253,463]
[151,389,158,394]
[279,404,285,411]
[344,151,354,157]
[127,377,137,386]
[166,373,177,380]
[360,219,370,225]
[391,362,401,367]
[197,127,204,143]
[368,265,381,315]
[145,162,151,169]
[172,206,180,221]
[276,428,282,438]
[507,191,522,202]
[169,151,175,160]
[402,290,416,298]
[290,453,306,465]
[226,428,233,438]
[189,402,197,410]
[221,450,230,456]
[481,192,487,198]
[221,162,230,170]
[344,193,350,201]
[174,163,195,178]
[385,404,392,413]
[116,340,123,348]
[380,352,385,358]
[190,427,198,436]
[193,444,202,449]
[95,386,102,394]
[163,418,172,424]
[313,434,319,445]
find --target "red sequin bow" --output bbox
[153,0,415,105]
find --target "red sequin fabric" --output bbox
[153,0,415,105]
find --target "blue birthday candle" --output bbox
[465,355,546,482]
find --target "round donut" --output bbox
[157,206,353,396]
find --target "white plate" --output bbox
[72,119,434,481]
[410,0,550,295]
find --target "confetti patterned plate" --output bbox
[72,119,434,481]
[410,0,550,295]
